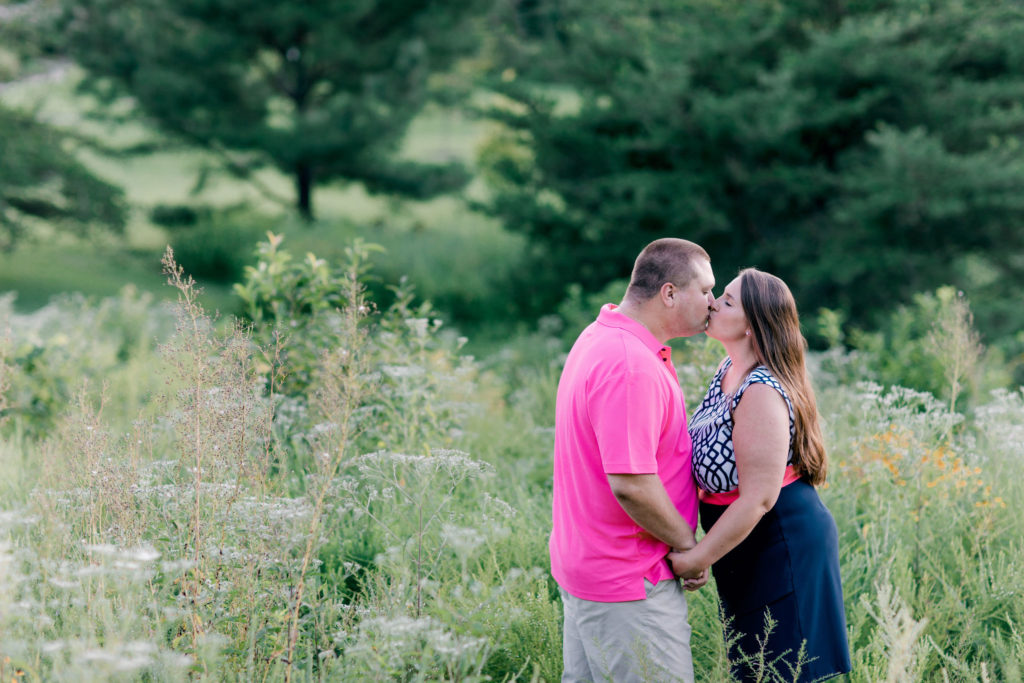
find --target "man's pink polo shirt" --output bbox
[550,304,698,602]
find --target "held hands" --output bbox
[668,549,709,591]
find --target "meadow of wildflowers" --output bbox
[0,237,1021,681]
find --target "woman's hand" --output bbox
[682,567,709,591]
[668,549,709,590]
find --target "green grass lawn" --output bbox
[0,240,237,313]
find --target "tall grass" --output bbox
[0,241,1022,681]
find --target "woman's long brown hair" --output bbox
[740,268,827,485]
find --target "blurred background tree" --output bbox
[0,107,126,249]
[479,0,1024,340]
[58,0,489,220]
[0,1,125,248]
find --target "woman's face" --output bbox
[706,276,748,342]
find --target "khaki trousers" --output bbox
[560,579,694,683]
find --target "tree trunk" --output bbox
[296,163,314,221]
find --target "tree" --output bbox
[0,108,126,248]
[61,0,487,219]
[479,0,1024,334]
[0,1,125,247]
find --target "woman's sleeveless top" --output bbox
[690,357,795,494]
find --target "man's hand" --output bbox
[668,549,708,591]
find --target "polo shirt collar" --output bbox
[596,304,672,361]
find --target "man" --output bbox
[551,238,715,682]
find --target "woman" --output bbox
[669,269,851,682]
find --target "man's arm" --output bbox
[607,473,697,551]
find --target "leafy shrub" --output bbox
[236,233,481,456]
[0,286,171,437]
[149,203,207,229]
[168,208,268,283]
[819,286,1012,416]
[233,233,375,395]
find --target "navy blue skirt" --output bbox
[700,479,851,682]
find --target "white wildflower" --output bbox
[77,641,157,673]
[382,363,427,379]
[405,317,430,338]
[482,493,517,520]
[442,524,487,557]
[0,509,40,528]
[84,543,120,557]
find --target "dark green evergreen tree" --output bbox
[61,0,487,219]
[480,0,1024,334]
[0,108,126,248]
[0,2,125,247]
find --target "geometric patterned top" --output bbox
[690,357,795,493]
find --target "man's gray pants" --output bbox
[560,579,694,683]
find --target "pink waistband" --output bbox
[699,465,802,506]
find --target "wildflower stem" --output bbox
[283,267,367,682]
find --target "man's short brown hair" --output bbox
[625,238,710,302]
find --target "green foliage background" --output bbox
[480,0,1024,342]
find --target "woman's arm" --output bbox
[669,383,790,576]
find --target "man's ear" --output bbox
[660,282,676,306]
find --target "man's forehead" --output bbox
[696,260,715,288]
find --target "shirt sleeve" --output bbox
[588,368,666,474]
[732,369,794,424]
